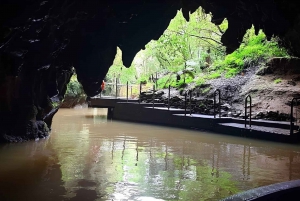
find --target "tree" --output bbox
[105,7,288,89]
[143,8,227,88]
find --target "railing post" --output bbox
[115,78,118,98]
[244,97,247,127]
[168,85,170,110]
[226,85,233,115]
[250,97,252,127]
[184,93,187,116]
[218,90,221,118]
[139,82,142,104]
[189,90,192,116]
[245,95,252,128]
[291,98,295,135]
[214,92,216,118]
[214,89,221,118]
[155,72,158,89]
[152,85,155,109]
[126,81,129,102]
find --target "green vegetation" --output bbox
[65,74,86,98]
[106,48,138,84]
[104,8,289,92]
[157,70,195,88]
[195,76,206,85]
[207,71,221,79]
[215,29,289,78]
[274,78,282,84]
[202,86,211,94]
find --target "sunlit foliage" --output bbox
[104,7,289,90]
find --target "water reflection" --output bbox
[0,141,66,201]
[1,108,300,200]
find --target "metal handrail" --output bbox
[214,89,221,118]
[168,85,171,110]
[102,82,139,87]
[244,95,252,128]
[184,93,187,116]
[115,79,118,98]
[139,82,142,104]
[189,90,192,116]
[126,81,129,102]
[290,98,300,135]
[152,85,155,108]
[97,82,140,99]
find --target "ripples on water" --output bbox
[1,108,300,201]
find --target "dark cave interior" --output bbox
[1,0,300,141]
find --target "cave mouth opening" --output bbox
[104,8,229,89]
[0,0,299,142]
[102,7,287,95]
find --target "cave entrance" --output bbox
[106,8,228,91]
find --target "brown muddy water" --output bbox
[1,108,300,201]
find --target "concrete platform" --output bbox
[219,123,291,135]
[144,107,190,114]
[108,102,300,143]
[174,113,229,119]
[89,97,138,108]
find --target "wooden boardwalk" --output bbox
[88,96,139,108]
[89,100,300,143]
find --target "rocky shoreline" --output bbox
[138,58,300,123]
[1,120,50,143]
[139,89,293,122]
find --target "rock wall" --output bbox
[1,0,300,141]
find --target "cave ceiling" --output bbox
[1,0,300,96]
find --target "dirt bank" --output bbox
[152,57,300,121]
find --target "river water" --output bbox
[1,108,300,201]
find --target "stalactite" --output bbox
[0,0,300,141]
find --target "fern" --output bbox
[216,29,289,78]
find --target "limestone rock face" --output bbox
[1,0,300,141]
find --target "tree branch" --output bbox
[196,38,225,53]
[193,28,222,36]
[216,25,224,34]
[167,29,224,45]
[189,34,223,45]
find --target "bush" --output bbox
[65,75,85,98]
[137,75,149,84]
[157,72,194,89]
[217,29,289,78]
[195,76,205,85]
[274,78,282,84]
[207,71,221,79]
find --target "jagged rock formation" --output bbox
[1,0,300,141]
